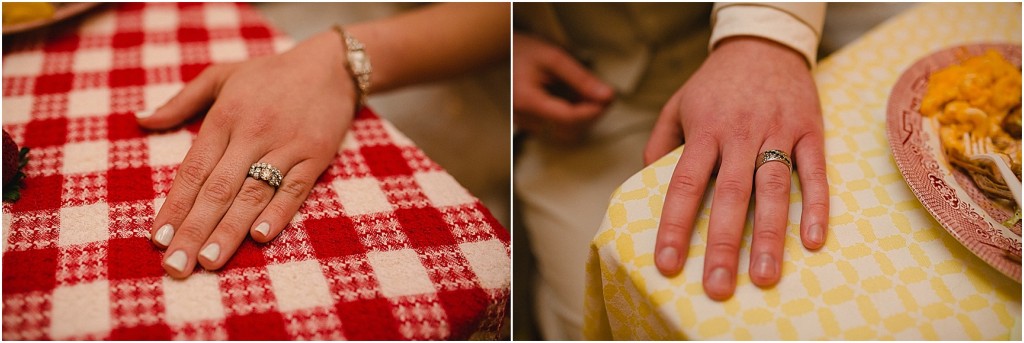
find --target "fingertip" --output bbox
[704,267,735,301]
[162,249,194,279]
[151,223,174,249]
[135,108,186,131]
[655,245,682,276]
[251,221,274,243]
[802,223,826,250]
[588,83,615,102]
[135,108,154,120]
[197,243,223,270]
[749,253,780,288]
[134,109,161,130]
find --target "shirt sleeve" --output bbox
[709,2,826,68]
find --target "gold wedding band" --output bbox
[755,149,792,173]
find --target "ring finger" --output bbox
[749,140,795,287]
[197,151,300,270]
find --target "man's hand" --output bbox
[645,36,830,300]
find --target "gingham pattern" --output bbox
[584,2,1021,340]
[2,3,510,340]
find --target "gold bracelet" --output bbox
[332,25,371,107]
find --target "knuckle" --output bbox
[759,171,790,196]
[201,175,235,206]
[715,179,750,202]
[241,112,274,137]
[176,161,208,192]
[804,200,829,215]
[175,225,208,244]
[683,127,718,147]
[209,97,248,124]
[161,199,192,221]
[763,122,785,139]
[263,202,291,221]
[671,173,706,198]
[729,125,752,142]
[708,240,740,256]
[684,134,712,149]
[214,220,248,238]
[754,228,785,245]
[236,181,271,206]
[279,177,312,200]
[658,220,691,240]
[805,165,829,184]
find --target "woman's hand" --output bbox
[644,36,830,300]
[513,33,615,144]
[139,30,356,278]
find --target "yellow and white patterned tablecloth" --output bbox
[584,3,1022,340]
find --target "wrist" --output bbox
[288,29,359,108]
[714,36,807,69]
[332,25,372,107]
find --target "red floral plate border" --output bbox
[886,43,1022,283]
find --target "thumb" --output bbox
[136,64,227,130]
[542,47,614,104]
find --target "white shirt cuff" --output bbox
[710,3,825,68]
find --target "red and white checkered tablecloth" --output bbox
[1,3,510,340]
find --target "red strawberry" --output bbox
[3,130,17,185]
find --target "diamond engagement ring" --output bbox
[755,149,792,173]
[248,162,283,188]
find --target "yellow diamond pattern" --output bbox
[584,3,1022,340]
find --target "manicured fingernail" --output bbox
[164,250,188,272]
[807,224,824,245]
[656,247,679,271]
[707,267,733,296]
[754,253,776,279]
[135,109,153,119]
[153,224,174,246]
[200,243,220,262]
[255,222,270,237]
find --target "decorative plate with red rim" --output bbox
[886,43,1022,282]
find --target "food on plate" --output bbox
[2,2,55,26]
[920,49,1022,206]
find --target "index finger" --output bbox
[655,136,718,276]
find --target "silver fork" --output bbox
[962,132,1022,210]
